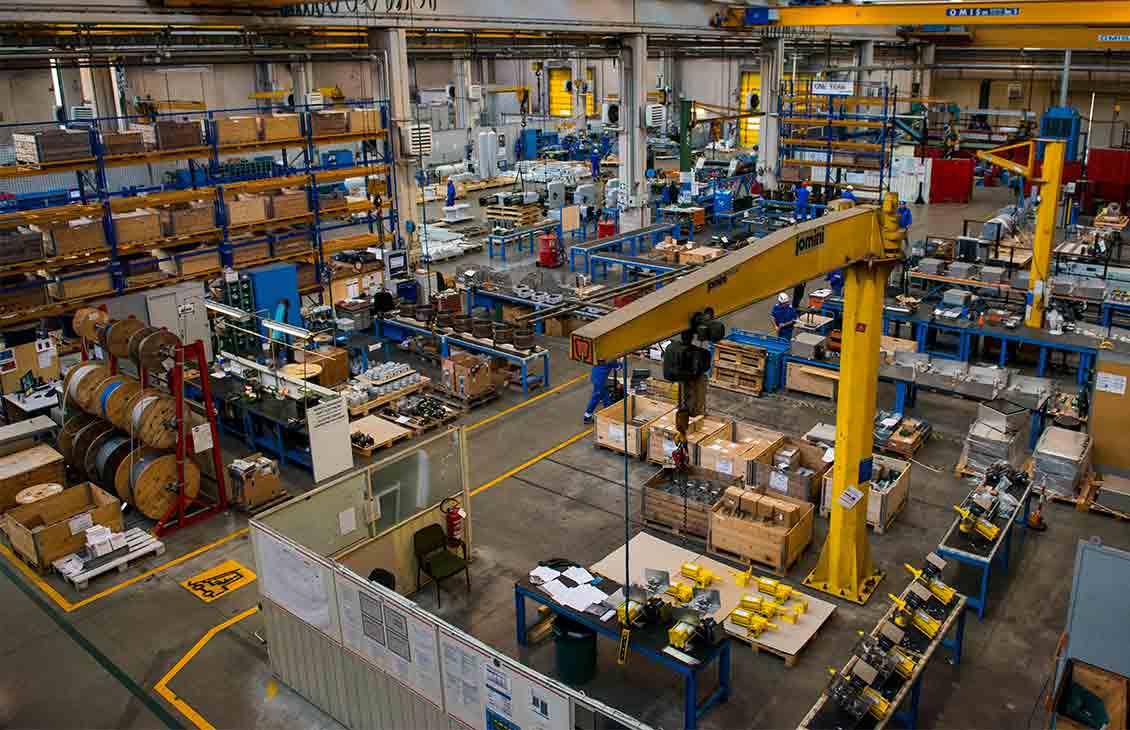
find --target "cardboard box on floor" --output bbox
[647,412,728,466]
[698,421,785,480]
[593,395,674,457]
[227,453,287,511]
[442,353,493,399]
[750,436,831,503]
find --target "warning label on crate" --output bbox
[1096,371,1127,395]
[181,559,257,603]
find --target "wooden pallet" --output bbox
[725,627,802,666]
[347,378,430,417]
[350,415,414,456]
[713,342,767,371]
[709,543,807,578]
[239,492,292,516]
[378,404,461,435]
[642,516,708,542]
[433,388,499,410]
[709,365,764,397]
[721,590,833,667]
[486,204,541,222]
[52,528,165,591]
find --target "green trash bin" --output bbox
[553,617,597,685]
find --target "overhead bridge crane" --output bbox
[570,195,906,605]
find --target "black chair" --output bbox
[368,568,396,591]
[413,524,470,608]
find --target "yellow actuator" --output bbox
[756,576,809,612]
[888,583,941,639]
[666,580,694,603]
[954,505,999,542]
[681,562,715,588]
[904,552,956,606]
[729,608,778,638]
[739,594,800,624]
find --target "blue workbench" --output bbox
[515,579,730,730]
[486,219,561,261]
[589,252,683,283]
[568,221,681,274]
[377,316,549,395]
[464,287,557,335]
[1101,298,1130,327]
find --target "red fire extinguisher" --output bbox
[441,497,465,547]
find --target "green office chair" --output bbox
[413,524,470,608]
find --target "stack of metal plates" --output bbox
[949,261,980,279]
[980,265,1006,283]
[804,422,836,448]
[964,419,1028,474]
[979,399,1028,432]
[917,258,946,275]
[1034,427,1091,497]
[942,288,972,307]
[791,332,826,360]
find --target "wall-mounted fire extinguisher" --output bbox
[441,497,466,547]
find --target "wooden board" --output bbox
[0,444,65,513]
[786,361,838,399]
[712,341,767,371]
[589,532,700,587]
[350,415,413,456]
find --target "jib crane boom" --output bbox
[570,194,905,604]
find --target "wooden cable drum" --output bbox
[70,420,115,479]
[91,432,133,489]
[15,483,64,505]
[103,318,146,359]
[280,362,322,382]
[127,326,160,364]
[126,389,178,449]
[59,413,97,463]
[134,329,181,371]
[72,308,110,342]
[63,362,111,411]
[115,447,200,520]
[83,427,123,482]
[96,375,142,428]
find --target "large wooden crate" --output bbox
[268,189,310,220]
[232,241,270,266]
[101,131,145,156]
[154,247,221,277]
[698,421,784,481]
[0,276,47,314]
[134,120,203,150]
[641,466,738,539]
[49,265,114,299]
[592,395,673,458]
[1051,659,1128,730]
[349,108,383,134]
[13,129,91,163]
[260,113,301,141]
[42,217,106,256]
[647,412,728,466]
[3,483,122,570]
[161,203,216,236]
[0,227,45,264]
[820,453,911,533]
[708,490,814,576]
[215,116,260,145]
[113,208,162,245]
[310,110,349,136]
[226,195,269,227]
[750,436,831,503]
[0,444,64,513]
[785,360,838,399]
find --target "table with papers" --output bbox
[515,563,732,730]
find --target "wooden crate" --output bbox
[786,360,838,399]
[113,208,162,245]
[268,189,310,220]
[679,246,724,265]
[712,340,766,372]
[49,265,114,299]
[0,444,64,513]
[592,395,674,458]
[750,436,831,503]
[273,236,312,257]
[0,227,44,264]
[647,412,729,466]
[641,466,737,539]
[708,491,814,576]
[154,247,220,277]
[295,262,318,290]
[227,195,269,226]
[709,365,764,397]
[231,242,270,266]
[3,483,122,570]
[0,277,47,314]
[13,129,91,163]
[349,108,383,134]
[134,120,203,150]
[161,203,216,236]
[543,315,584,338]
[310,111,349,136]
[101,131,145,156]
[820,453,911,534]
[260,114,301,141]
[42,217,106,256]
[698,421,784,481]
[1051,659,1128,730]
[216,116,260,145]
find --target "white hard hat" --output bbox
[846,185,854,191]
[778,292,790,304]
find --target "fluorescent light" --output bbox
[204,300,252,321]
[262,319,312,339]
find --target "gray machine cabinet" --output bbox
[93,281,212,363]
[1056,539,1130,698]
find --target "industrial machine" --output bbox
[826,660,892,722]
[666,589,722,650]
[569,197,906,605]
[536,231,564,269]
[904,553,956,606]
[874,622,918,679]
[888,583,942,639]
[1039,107,1081,161]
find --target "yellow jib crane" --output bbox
[975,139,1066,328]
[569,194,906,604]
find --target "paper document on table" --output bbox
[529,565,561,583]
[562,566,594,584]
[541,579,571,603]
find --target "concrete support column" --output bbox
[1059,49,1072,108]
[571,56,587,128]
[855,40,875,88]
[452,57,473,129]
[79,64,116,121]
[919,44,935,98]
[759,37,784,191]
[369,29,421,261]
[618,34,648,216]
[662,55,678,132]
[291,60,311,105]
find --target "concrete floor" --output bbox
[2,184,1125,730]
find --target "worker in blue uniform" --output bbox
[794,181,811,221]
[590,149,602,180]
[770,292,799,341]
[826,269,845,296]
[446,178,456,207]
[842,185,858,204]
[583,361,622,424]
[898,200,913,229]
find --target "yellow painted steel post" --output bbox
[1028,140,1065,328]
[803,195,900,605]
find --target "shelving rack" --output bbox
[0,100,398,326]
[777,80,899,196]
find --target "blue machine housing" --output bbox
[1039,107,1081,160]
[246,262,301,338]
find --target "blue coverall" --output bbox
[794,184,811,221]
[584,361,621,418]
[446,179,456,207]
[771,302,799,341]
[826,269,845,296]
[591,150,601,180]
[842,190,858,203]
[898,204,913,229]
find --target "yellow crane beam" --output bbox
[570,197,906,604]
[717,1,1130,28]
[914,26,1130,49]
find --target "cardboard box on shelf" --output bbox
[226,195,269,227]
[113,208,162,245]
[134,120,203,150]
[348,108,383,134]
[310,111,349,136]
[13,129,92,163]
[41,217,106,257]
[49,265,114,299]
[101,131,145,156]
[268,189,310,220]
[162,203,216,237]
[260,114,301,141]
[215,116,260,145]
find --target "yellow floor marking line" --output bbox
[0,526,249,613]
[154,605,260,730]
[470,428,590,496]
[465,373,587,433]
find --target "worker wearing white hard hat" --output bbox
[771,292,799,341]
[842,185,858,204]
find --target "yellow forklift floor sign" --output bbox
[181,559,257,603]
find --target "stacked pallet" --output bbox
[485,204,542,227]
[709,340,766,396]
